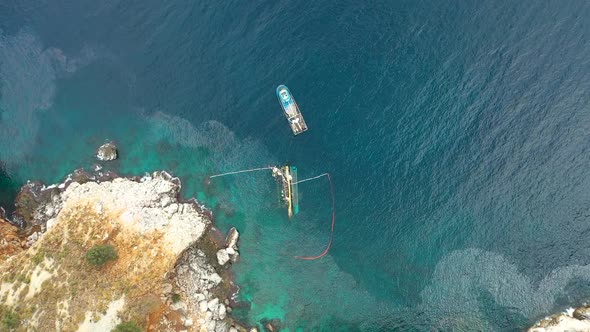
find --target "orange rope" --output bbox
[295,173,335,260]
[208,167,336,261]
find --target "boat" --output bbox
[276,85,308,135]
[271,164,300,219]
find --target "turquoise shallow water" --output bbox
[2,1,590,330]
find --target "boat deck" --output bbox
[291,166,300,215]
[285,103,308,136]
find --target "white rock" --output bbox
[93,202,103,214]
[171,301,187,312]
[215,321,228,332]
[46,218,56,230]
[161,283,172,294]
[183,318,193,327]
[218,304,226,320]
[229,328,238,332]
[59,173,208,256]
[26,232,41,246]
[165,203,178,214]
[225,247,235,255]
[96,141,118,161]
[161,195,171,207]
[209,273,222,285]
[217,249,230,266]
[45,206,55,216]
[199,300,208,313]
[206,320,216,331]
[226,227,239,249]
[207,298,219,311]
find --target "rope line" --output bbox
[209,166,273,178]
[292,173,328,185]
[295,173,335,260]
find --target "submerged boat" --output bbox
[271,164,300,219]
[276,85,308,135]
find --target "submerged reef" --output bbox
[0,167,255,332]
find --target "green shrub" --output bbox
[2,311,19,329]
[86,244,118,266]
[32,252,44,265]
[171,293,181,303]
[112,321,142,332]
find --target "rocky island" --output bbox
[0,167,251,332]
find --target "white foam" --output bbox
[421,248,590,324]
[145,112,276,206]
[0,30,97,171]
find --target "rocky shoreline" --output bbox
[528,306,590,332]
[0,167,256,332]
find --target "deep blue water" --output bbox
[2,1,590,330]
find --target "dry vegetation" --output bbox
[0,199,182,331]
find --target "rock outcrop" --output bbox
[0,170,249,332]
[260,318,283,332]
[0,217,26,261]
[529,307,590,332]
[14,180,60,229]
[573,307,590,320]
[96,141,118,161]
[217,227,240,266]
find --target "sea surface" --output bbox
[2,1,590,331]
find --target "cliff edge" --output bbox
[0,170,248,332]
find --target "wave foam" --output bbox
[0,29,97,171]
[144,111,276,205]
[421,248,590,327]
